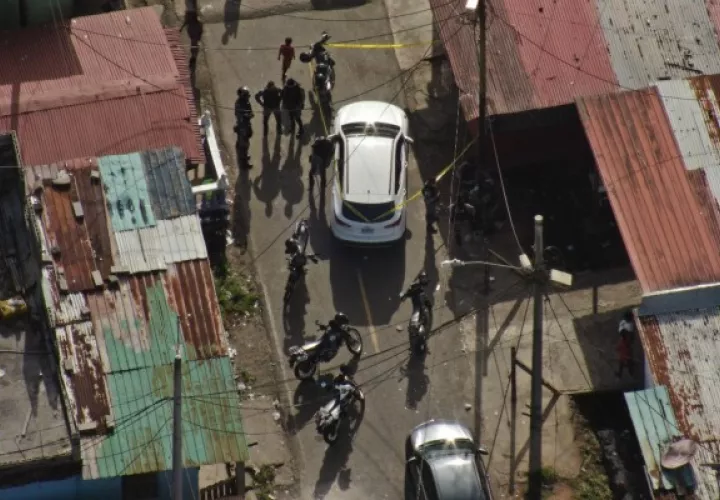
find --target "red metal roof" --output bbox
[577,87,720,292]
[429,0,618,120]
[0,8,202,164]
[28,160,114,293]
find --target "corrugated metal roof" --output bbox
[143,147,196,220]
[99,153,158,233]
[598,0,720,89]
[56,321,114,434]
[87,264,224,372]
[625,386,684,491]
[81,357,248,480]
[637,311,720,499]
[0,8,203,165]
[577,85,720,292]
[29,161,115,293]
[112,217,208,274]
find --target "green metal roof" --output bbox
[82,357,247,479]
[99,153,157,232]
[624,386,694,492]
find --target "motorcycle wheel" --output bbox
[322,422,340,445]
[355,388,365,401]
[345,328,363,357]
[293,360,317,380]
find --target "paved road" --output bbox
[204,2,481,498]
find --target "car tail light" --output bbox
[335,213,351,227]
[385,218,402,228]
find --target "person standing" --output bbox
[616,331,634,378]
[278,37,296,83]
[234,87,253,169]
[422,178,440,233]
[282,78,305,139]
[308,135,336,193]
[254,82,282,136]
[180,11,203,67]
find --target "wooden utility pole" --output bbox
[509,346,518,494]
[528,215,545,499]
[172,346,183,500]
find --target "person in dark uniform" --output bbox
[309,135,336,193]
[281,78,305,139]
[422,178,440,233]
[254,81,282,136]
[234,86,253,169]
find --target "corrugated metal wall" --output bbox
[24,0,74,27]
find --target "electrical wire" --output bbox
[487,119,522,254]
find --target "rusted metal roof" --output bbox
[0,8,203,164]
[55,321,114,434]
[637,310,720,499]
[143,147,196,220]
[577,84,720,293]
[87,262,224,373]
[27,160,115,293]
[81,357,247,480]
[432,0,720,120]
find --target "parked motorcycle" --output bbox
[283,219,315,303]
[315,366,365,444]
[299,32,336,104]
[288,316,363,380]
[399,272,432,354]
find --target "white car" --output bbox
[330,101,413,244]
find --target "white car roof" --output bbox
[345,136,394,203]
[336,101,407,129]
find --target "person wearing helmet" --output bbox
[422,178,440,233]
[234,86,254,169]
[400,272,432,311]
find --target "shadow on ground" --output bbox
[310,0,367,10]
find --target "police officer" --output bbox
[254,81,282,136]
[234,87,253,169]
[422,178,440,233]
[281,78,305,138]
[309,135,336,193]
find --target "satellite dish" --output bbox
[662,439,698,469]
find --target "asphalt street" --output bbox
[204,2,482,498]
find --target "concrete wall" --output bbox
[0,468,199,500]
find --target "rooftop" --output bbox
[430,0,720,121]
[0,141,72,469]
[0,8,202,165]
[577,75,720,293]
[26,148,247,479]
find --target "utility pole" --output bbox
[528,215,545,499]
[476,0,487,164]
[172,346,183,500]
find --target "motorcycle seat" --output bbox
[302,340,322,351]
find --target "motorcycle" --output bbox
[288,320,363,380]
[299,32,336,103]
[315,373,365,444]
[283,219,315,303]
[399,274,432,354]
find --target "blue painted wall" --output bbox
[0,468,199,500]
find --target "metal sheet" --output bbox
[598,0,720,89]
[30,161,114,293]
[0,8,203,165]
[55,321,113,433]
[112,216,208,274]
[637,312,720,499]
[624,386,682,490]
[577,88,720,292]
[99,153,157,233]
[81,358,247,479]
[142,147,196,220]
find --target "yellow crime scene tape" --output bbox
[306,62,476,224]
[326,40,440,49]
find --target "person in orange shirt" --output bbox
[278,37,296,83]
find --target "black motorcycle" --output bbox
[283,219,315,303]
[299,32,335,103]
[400,273,432,354]
[288,320,363,380]
[315,372,365,444]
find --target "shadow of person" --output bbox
[221,0,240,45]
[287,379,326,435]
[308,91,332,138]
[282,278,309,351]
[281,136,304,218]
[313,407,362,499]
[252,133,282,217]
[232,166,251,248]
[424,230,439,296]
[401,354,429,411]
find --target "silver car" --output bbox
[406,420,492,500]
